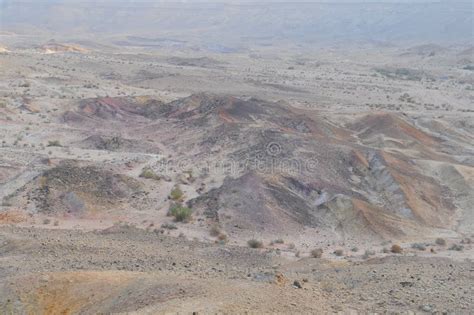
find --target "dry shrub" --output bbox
[435,238,446,246]
[391,244,403,254]
[209,224,222,237]
[247,239,263,249]
[217,233,228,242]
[311,248,323,258]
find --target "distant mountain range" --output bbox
[1,1,472,46]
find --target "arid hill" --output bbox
[45,93,472,241]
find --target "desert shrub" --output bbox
[287,243,296,250]
[1,200,12,207]
[272,239,285,245]
[209,224,222,237]
[461,238,472,244]
[38,176,48,189]
[168,204,192,222]
[334,249,344,257]
[139,168,160,180]
[161,223,178,230]
[170,186,184,201]
[411,243,426,251]
[42,218,51,225]
[391,244,403,254]
[362,250,376,259]
[351,247,359,252]
[217,233,228,242]
[311,248,323,258]
[47,140,62,147]
[449,244,464,251]
[247,239,263,249]
[435,238,446,246]
[382,247,390,253]
[375,67,423,81]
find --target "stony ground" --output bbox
[0,225,472,314]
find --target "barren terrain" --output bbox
[0,26,473,314]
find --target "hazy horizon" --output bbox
[1,0,472,47]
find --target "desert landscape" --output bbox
[0,1,473,314]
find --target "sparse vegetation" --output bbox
[217,233,228,242]
[334,249,344,257]
[161,223,178,230]
[435,238,446,246]
[271,238,285,245]
[449,244,464,251]
[168,204,192,223]
[19,81,31,88]
[209,224,222,237]
[411,243,426,251]
[139,167,160,180]
[375,67,424,81]
[1,200,12,207]
[391,244,403,254]
[47,140,62,147]
[170,186,184,201]
[247,239,263,249]
[311,248,323,258]
[38,176,48,189]
[461,238,472,244]
[362,250,376,259]
[208,224,228,243]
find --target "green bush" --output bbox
[168,204,192,222]
[170,186,184,201]
[139,168,160,180]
